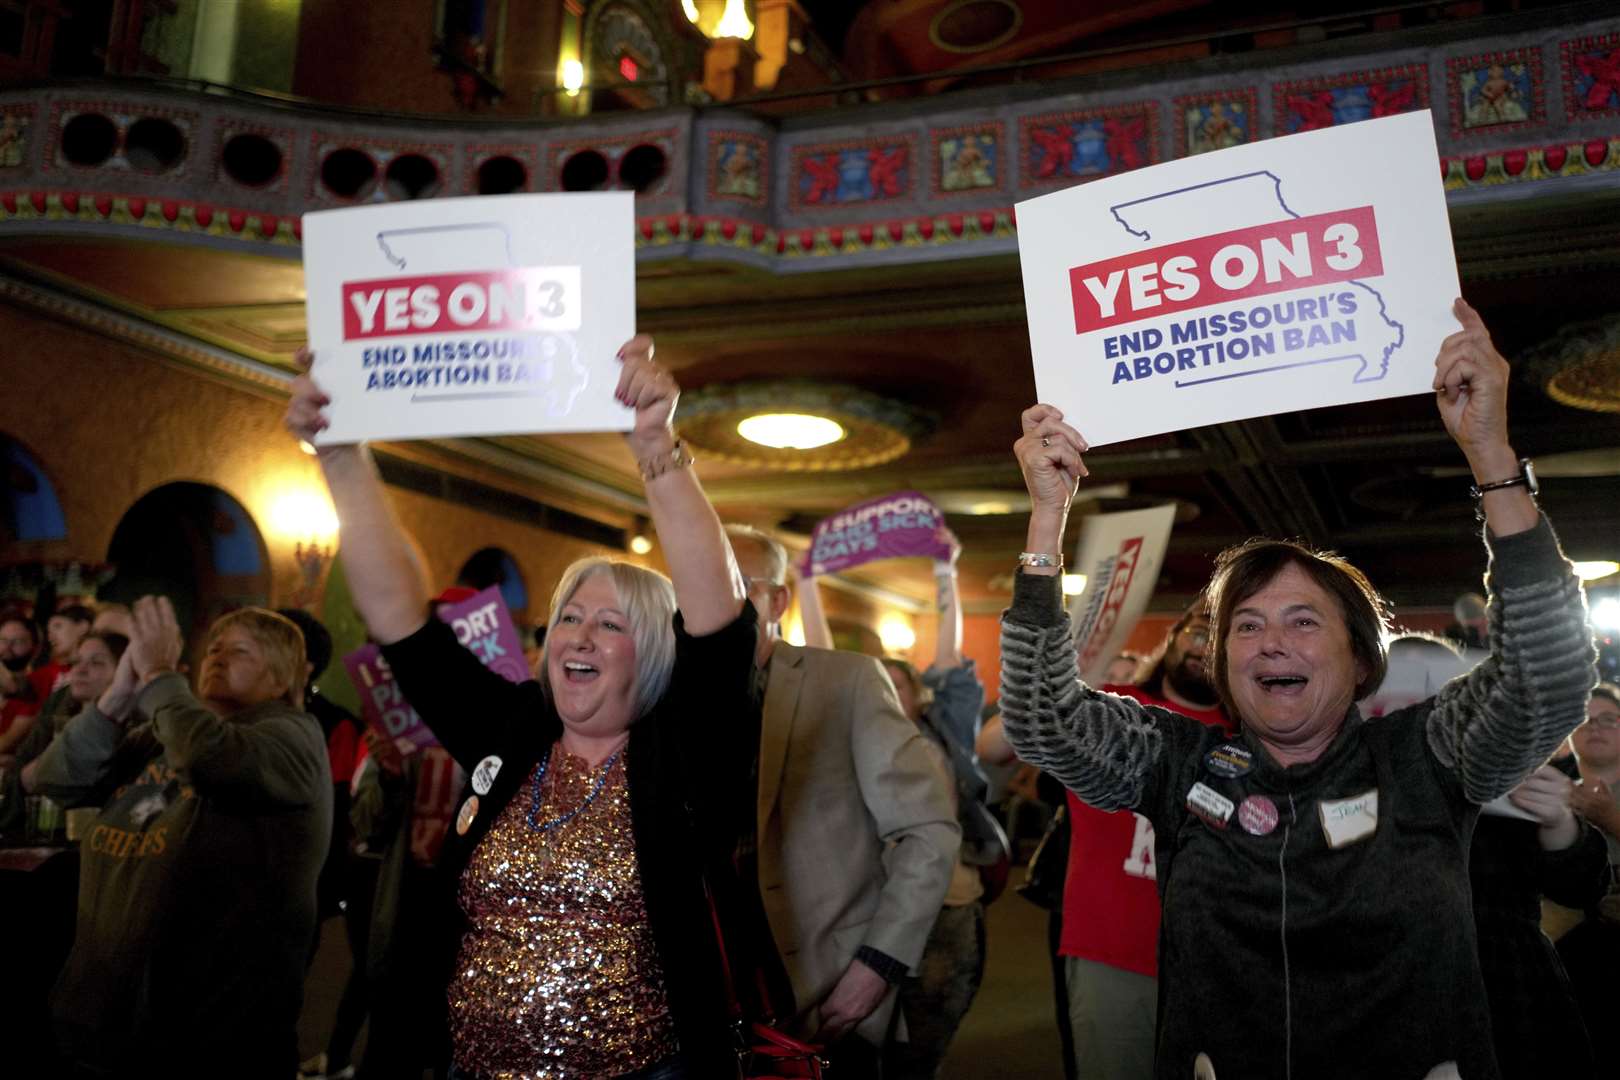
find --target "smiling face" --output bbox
[68,637,119,704]
[1572,693,1620,772]
[198,625,287,712]
[1225,563,1368,763]
[546,571,640,738]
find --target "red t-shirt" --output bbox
[1058,684,1233,977]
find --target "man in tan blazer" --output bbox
[727,526,960,1068]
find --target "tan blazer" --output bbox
[756,642,960,1045]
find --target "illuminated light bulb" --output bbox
[269,491,339,546]
[736,413,844,450]
[1573,560,1619,582]
[682,0,700,23]
[715,0,754,39]
[1593,597,1620,633]
[1062,573,1088,597]
[297,440,317,456]
[878,615,916,653]
[629,534,654,556]
[561,58,584,96]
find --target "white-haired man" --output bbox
[726,524,959,1076]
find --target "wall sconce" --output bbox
[684,0,754,41]
[270,490,340,609]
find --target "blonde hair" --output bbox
[724,524,788,586]
[539,557,676,720]
[208,608,307,707]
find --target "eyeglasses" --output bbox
[1178,627,1211,647]
[0,636,32,649]
[1585,714,1620,730]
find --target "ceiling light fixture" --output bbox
[1573,560,1620,582]
[628,516,654,556]
[878,614,916,653]
[737,412,846,450]
[715,0,754,39]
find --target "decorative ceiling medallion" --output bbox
[929,0,1023,56]
[675,380,936,471]
[1525,315,1620,413]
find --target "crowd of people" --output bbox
[0,301,1615,1079]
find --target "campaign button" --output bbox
[1186,782,1234,829]
[1204,743,1253,779]
[472,755,503,796]
[1238,794,1279,837]
[455,795,480,836]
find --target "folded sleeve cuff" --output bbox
[1006,568,1068,629]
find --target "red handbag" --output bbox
[705,882,826,1080]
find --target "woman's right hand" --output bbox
[284,346,332,446]
[1015,404,1089,515]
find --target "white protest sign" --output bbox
[1017,111,1460,446]
[1066,504,1177,684]
[303,192,635,444]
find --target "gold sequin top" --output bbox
[449,743,679,1079]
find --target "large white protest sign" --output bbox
[303,192,635,444]
[1066,504,1177,684]
[1017,111,1459,446]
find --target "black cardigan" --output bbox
[383,600,765,1076]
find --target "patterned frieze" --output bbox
[0,10,1616,270]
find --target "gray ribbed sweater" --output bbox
[999,516,1594,811]
[999,516,1597,1080]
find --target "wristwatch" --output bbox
[1468,458,1538,500]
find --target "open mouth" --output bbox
[1257,675,1308,694]
[562,660,599,682]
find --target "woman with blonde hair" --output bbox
[286,335,769,1079]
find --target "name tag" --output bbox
[1186,782,1234,830]
[1318,789,1378,848]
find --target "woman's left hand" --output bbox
[614,335,678,456]
[1433,299,1511,462]
[129,595,184,684]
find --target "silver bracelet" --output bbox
[1018,552,1062,569]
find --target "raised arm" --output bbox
[285,348,427,645]
[1423,302,1597,801]
[615,336,744,636]
[932,532,964,670]
[999,405,1181,812]
[794,568,834,650]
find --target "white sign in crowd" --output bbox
[302,192,635,445]
[1016,110,1462,447]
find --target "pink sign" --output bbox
[803,491,954,578]
[344,586,531,755]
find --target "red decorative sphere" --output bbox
[946,213,964,237]
[799,228,814,250]
[751,223,766,246]
[1502,150,1527,177]
[978,211,997,234]
[126,197,147,219]
[858,223,874,246]
[259,215,278,238]
[29,191,47,214]
[918,217,935,240]
[1585,139,1608,168]
[228,209,246,231]
[60,193,79,214]
[721,218,738,240]
[1463,157,1486,182]
[887,220,903,242]
[193,204,214,227]
[161,200,180,222]
[639,218,655,240]
[0,193,15,214]
[1543,145,1567,172]
[828,227,844,249]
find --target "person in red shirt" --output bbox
[27,604,93,702]
[1060,601,1233,1080]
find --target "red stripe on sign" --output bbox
[341,268,571,340]
[1068,206,1383,335]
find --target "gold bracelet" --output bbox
[638,439,695,481]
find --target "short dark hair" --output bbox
[1207,539,1390,718]
[54,604,94,626]
[1138,595,1210,697]
[1594,683,1620,711]
[276,608,333,681]
[81,630,130,662]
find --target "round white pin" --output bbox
[471,755,503,796]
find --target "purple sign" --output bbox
[804,490,954,577]
[344,586,531,756]
[436,586,531,684]
[344,644,438,756]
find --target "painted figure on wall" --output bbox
[940,133,995,191]
[1186,100,1247,155]
[716,139,760,199]
[1462,62,1532,127]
